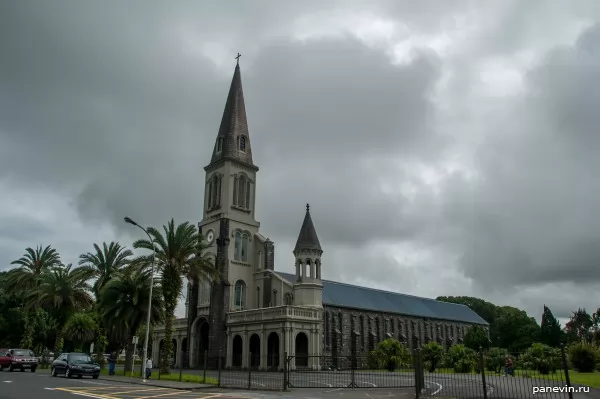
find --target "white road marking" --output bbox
[2,381,12,383]
[323,388,343,392]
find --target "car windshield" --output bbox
[68,354,92,363]
[13,350,34,356]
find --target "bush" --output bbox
[443,344,477,373]
[519,343,561,375]
[568,342,596,372]
[485,347,508,373]
[370,338,412,371]
[421,342,444,372]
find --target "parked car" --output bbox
[0,348,38,372]
[51,352,100,379]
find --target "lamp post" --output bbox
[124,216,156,382]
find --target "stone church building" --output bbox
[151,60,488,370]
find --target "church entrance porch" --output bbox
[267,332,279,370]
[232,335,243,368]
[295,332,309,367]
[249,334,260,369]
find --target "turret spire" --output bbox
[294,204,322,252]
[207,57,257,171]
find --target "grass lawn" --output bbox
[100,368,218,384]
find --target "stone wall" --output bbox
[321,305,486,358]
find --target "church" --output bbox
[151,60,488,370]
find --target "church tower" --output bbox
[293,204,323,308]
[194,57,261,366]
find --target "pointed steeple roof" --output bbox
[294,204,322,252]
[206,59,257,171]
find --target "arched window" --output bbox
[207,181,213,210]
[217,137,223,152]
[239,136,246,152]
[238,175,246,208]
[234,280,246,310]
[234,232,242,261]
[241,234,249,262]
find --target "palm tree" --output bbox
[5,245,62,348]
[63,312,97,352]
[78,242,133,297]
[32,263,95,354]
[132,218,218,373]
[98,264,164,372]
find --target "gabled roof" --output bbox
[276,272,488,325]
[294,204,322,252]
[207,62,256,170]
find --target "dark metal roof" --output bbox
[207,63,256,170]
[294,204,322,252]
[277,272,488,325]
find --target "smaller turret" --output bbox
[292,204,323,308]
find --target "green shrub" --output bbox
[370,338,412,371]
[519,343,561,375]
[443,344,477,373]
[568,342,596,372]
[485,347,508,373]
[421,342,444,372]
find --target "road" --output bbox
[0,368,413,399]
[2,367,597,399]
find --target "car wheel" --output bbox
[93,374,99,379]
[8,364,13,372]
[65,368,71,378]
[31,367,36,372]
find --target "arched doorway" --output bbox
[196,319,209,367]
[249,334,260,369]
[295,332,309,367]
[267,332,279,369]
[232,335,243,368]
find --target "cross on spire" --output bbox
[235,52,241,65]
[306,203,310,212]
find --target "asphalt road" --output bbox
[11,365,597,399]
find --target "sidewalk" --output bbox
[99,374,214,390]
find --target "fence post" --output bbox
[179,350,183,382]
[560,344,574,399]
[479,347,488,399]
[217,349,222,388]
[203,350,207,382]
[157,351,161,380]
[413,349,420,398]
[248,352,252,389]
[283,351,288,391]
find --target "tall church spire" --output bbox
[207,58,257,170]
[294,203,322,253]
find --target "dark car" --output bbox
[0,349,38,372]
[51,352,100,379]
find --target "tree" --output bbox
[63,313,97,352]
[79,242,133,297]
[132,219,217,374]
[518,343,561,374]
[494,306,540,352]
[421,342,444,372]
[463,325,491,351]
[565,308,593,344]
[32,264,95,354]
[5,245,61,348]
[539,305,565,347]
[98,264,164,372]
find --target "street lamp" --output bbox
[124,216,156,382]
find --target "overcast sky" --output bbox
[1,0,598,325]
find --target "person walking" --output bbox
[145,357,153,379]
[504,355,514,376]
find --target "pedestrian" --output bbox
[108,352,116,376]
[504,355,514,376]
[145,357,153,379]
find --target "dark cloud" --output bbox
[1,0,599,322]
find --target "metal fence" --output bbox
[139,345,588,397]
